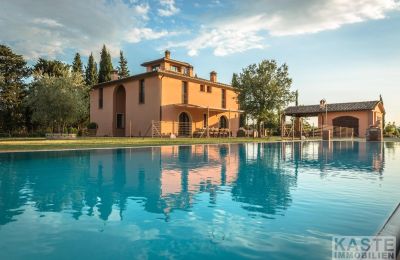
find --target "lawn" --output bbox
[0,137,282,152]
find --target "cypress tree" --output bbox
[85,53,98,86]
[98,45,113,83]
[380,94,385,129]
[117,50,130,78]
[72,52,84,76]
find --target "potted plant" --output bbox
[87,122,98,137]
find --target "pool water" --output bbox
[0,141,399,259]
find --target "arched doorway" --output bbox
[219,116,228,129]
[178,112,191,136]
[332,116,359,136]
[113,85,126,137]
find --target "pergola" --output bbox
[281,100,383,139]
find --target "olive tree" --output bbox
[232,60,295,132]
[26,70,88,132]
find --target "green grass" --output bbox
[0,137,282,152]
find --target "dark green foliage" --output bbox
[72,52,84,76]
[26,69,88,132]
[117,50,130,78]
[85,52,98,86]
[0,44,31,132]
[33,58,70,78]
[87,122,98,129]
[232,60,295,132]
[98,45,113,83]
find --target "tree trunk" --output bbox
[256,118,261,138]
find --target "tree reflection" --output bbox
[0,141,388,225]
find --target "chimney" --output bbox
[210,71,217,82]
[165,50,171,59]
[110,70,119,81]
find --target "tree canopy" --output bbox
[85,52,98,86]
[33,58,70,78]
[232,59,295,130]
[72,52,84,77]
[117,50,130,78]
[98,45,113,83]
[26,69,88,132]
[0,44,31,132]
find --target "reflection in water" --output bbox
[0,141,387,224]
[0,141,397,260]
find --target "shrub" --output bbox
[68,127,78,134]
[237,127,246,137]
[87,122,98,130]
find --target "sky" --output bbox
[1,0,399,122]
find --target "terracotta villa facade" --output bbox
[90,51,242,137]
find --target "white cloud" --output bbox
[168,0,399,56]
[125,28,169,43]
[166,16,266,56]
[32,18,63,28]
[158,0,180,17]
[134,3,150,20]
[260,0,400,36]
[0,0,169,60]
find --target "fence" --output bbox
[282,124,354,140]
[150,121,232,138]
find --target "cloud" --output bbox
[0,0,166,60]
[32,18,64,28]
[125,28,169,43]
[166,16,266,56]
[255,0,400,36]
[158,0,180,17]
[167,0,399,56]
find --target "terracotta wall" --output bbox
[160,76,240,136]
[90,86,115,136]
[125,76,161,136]
[90,73,240,137]
[90,76,161,137]
[317,109,383,138]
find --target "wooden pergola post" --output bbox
[207,106,210,138]
[281,114,286,139]
[292,117,294,141]
[228,109,231,138]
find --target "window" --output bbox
[116,113,125,129]
[183,67,189,75]
[170,65,179,72]
[200,85,205,92]
[98,87,103,109]
[207,85,212,93]
[152,65,160,71]
[219,116,228,129]
[139,79,145,104]
[221,89,226,108]
[182,81,188,104]
[203,114,207,128]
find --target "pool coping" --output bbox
[0,140,286,154]
[377,203,400,257]
[0,139,393,154]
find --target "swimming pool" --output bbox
[0,141,399,259]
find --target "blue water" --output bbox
[0,141,399,259]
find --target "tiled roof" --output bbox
[284,101,381,115]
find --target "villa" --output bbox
[90,50,242,137]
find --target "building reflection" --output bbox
[280,141,385,174]
[0,141,389,225]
